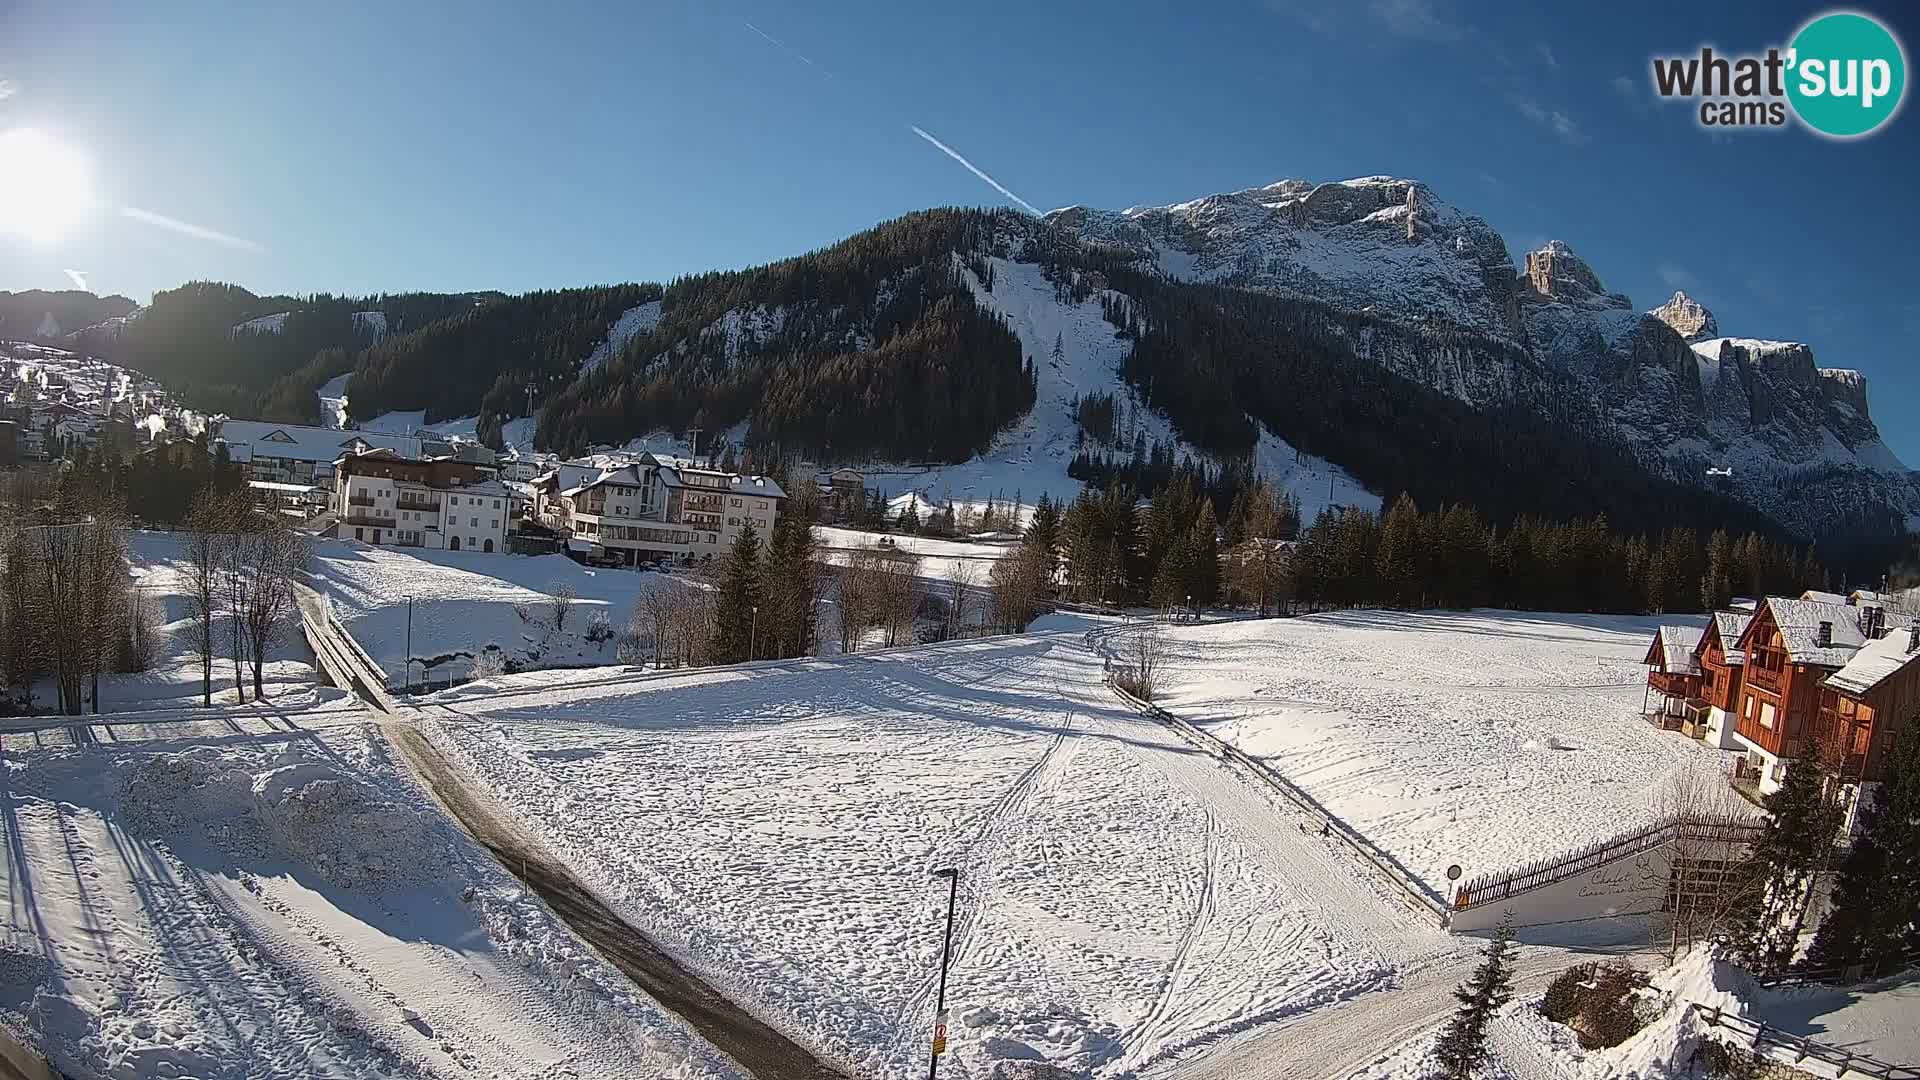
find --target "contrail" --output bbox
[741,19,816,67]
[63,269,87,290]
[909,125,1040,216]
[121,206,264,252]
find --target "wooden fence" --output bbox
[1693,1004,1920,1080]
[1452,814,1765,911]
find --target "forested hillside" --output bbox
[0,289,136,339]
[90,283,488,421]
[536,209,1035,462]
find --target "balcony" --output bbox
[1745,662,1784,693]
[396,497,441,512]
[347,495,377,508]
[341,513,396,529]
[1647,670,1702,698]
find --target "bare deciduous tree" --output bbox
[1115,621,1168,702]
[1655,758,1766,962]
[235,522,308,700]
[988,545,1053,633]
[550,584,577,632]
[184,489,230,707]
[942,559,981,640]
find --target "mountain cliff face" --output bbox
[1048,177,1916,538]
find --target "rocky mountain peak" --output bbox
[1521,241,1629,310]
[1649,290,1719,342]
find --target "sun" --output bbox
[0,128,96,247]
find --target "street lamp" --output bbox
[404,594,414,692]
[750,603,759,661]
[928,867,959,1079]
[1185,593,1192,622]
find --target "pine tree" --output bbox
[1431,914,1516,1080]
[1803,715,1920,975]
[712,524,763,663]
[897,500,922,535]
[1187,500,1221,609]
[1702,529,1734,611]
[1025,493,1061,565]
[1375,492,1422,608]
[1733,742,1846,975]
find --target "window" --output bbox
[490,519,499,530]
[493,499,501,509]
[1760,702,1777,729]
[468,536,477,548]
[470,516,479,527]
[731,498,742,507]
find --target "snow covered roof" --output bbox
[1705,612,1752,665]
[1824,627,1920,697]
[1750,597,1869,668]
[644,454,786,499]
[1648,626,1703,674]
[1801,590,1849,606]
[219,419,423,464]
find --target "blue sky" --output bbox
[1,0,1916,460]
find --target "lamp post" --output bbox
[750,603,759,662]
[928,867,959,1079]
[1185,593,1192,622]
[405,595,414,692]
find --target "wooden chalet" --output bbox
[1815,622,1920,807]
[1643,625,1704,726]
[1692,611,1752,748]
[1730,597,1877,797]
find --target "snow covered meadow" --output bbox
[1150,610,1740,899]
[0,715,745,1080]
[419,629,1454,1079]
[305,542,685,685]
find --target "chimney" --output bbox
[1909,623,1918,654]
[1816,621,1833,649]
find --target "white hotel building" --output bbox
[543,452,786,565]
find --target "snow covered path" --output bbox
[419,628,1493,1078]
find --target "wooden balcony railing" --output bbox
[1746,663,1784,692]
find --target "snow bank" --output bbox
[119,747,445,890]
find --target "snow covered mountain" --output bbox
[1047,176,1917,537]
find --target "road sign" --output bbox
[932,1022,947,1056]
[1446,864,1463,882]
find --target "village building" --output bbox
[1728,597,1879,798]
[1816,621,1920,833]
[1692,611,1752,749]
[552,452,785,565]
[1643,625,1704,725]
[330,447,509,553]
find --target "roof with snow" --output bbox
[1703,611,1753,665]
[1801,590,1849,606]
[1824,626,1920,697]
[1647,626,1704,674]
[219,419,423,464]
[1747,597,1869,668]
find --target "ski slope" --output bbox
[419,627,1473,1079]
[851,256,1378,524]
[1151,610,1748,897]
[0,717,746,1080]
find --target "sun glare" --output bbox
[0,127,96,246]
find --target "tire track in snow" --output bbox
[886,648,1076,1062]
[1123,811,1220,1070]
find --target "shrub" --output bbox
[585,610,614,645]
[471,646,507,679]
[1538,960,1651,1049]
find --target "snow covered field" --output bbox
[0,715,745,1080]
[1151,610,1745,899]
[29,531,339,715]
[814,525,1015,585]
[421,629,1469,1079]
[306,542,681,683]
